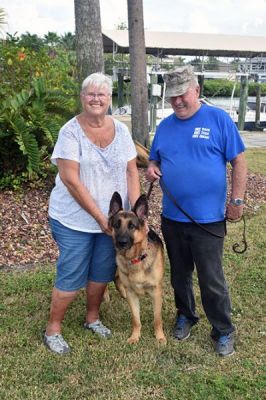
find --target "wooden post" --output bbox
[238,75,249,131]
[149,73,158,133]
[198,74,204,97]
[117,70,124,108]
[255,84,261,129]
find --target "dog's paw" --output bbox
[156,333,167,345]
[157,336,167,345]
[127,335,140,344]
[119,288,127,299]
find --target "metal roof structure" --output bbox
[102,30,266,58]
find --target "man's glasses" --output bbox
[84,92,110,100]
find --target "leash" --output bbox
[230,216,247,254]
[146,179,247,254]
[146,180,154,201]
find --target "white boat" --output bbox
[247,97,266,113]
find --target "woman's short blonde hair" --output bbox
[81,73,112,94]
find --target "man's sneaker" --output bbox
[214,333,235,357]
[43,332,71,354]
[173,314,193,341]
[84,320,112,338]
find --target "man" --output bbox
[146,65,247,357]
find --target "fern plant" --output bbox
[0,76,74,186]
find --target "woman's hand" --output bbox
[57,159,112,233]
[97,215,112,236]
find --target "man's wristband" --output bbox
[230,198,244,206]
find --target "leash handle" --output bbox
[231,215,248,254]
[160,178,247,253]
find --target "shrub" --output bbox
[0,39,79,188]
[0,77,75,188]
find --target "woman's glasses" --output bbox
[84,92,110,100]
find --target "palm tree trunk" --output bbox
[74,0,104,84]
[127,0,149,146]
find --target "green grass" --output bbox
[0,149,265,400]
[0,206,265,400]
[245,148,266,175]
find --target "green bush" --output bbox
[0,77,75,188]
[0,39,79,189]
[203,79,266,98]
[248,82,266,96]
[203,79,236,97]
[0,40,78,96]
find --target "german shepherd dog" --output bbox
[108,192,166,344]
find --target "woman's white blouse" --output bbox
[48,117,137,232]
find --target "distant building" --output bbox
[239,57,266,82]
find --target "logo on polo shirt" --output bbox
[192,127,210,139]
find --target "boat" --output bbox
[247,97,266,113]
[200,97,266,131]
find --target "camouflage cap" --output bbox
[164,65,197,98]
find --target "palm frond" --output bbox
[0,8,7,36]
[10,116,40,173]
[31,77,46,99]
[43,119,62,145]
[6,90,31,111]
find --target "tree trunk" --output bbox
[74,0,104,84]
[127,0,149,146]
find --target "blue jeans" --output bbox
[49,218,116,291]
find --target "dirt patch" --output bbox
[1,169,265,270]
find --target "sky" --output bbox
[1,0,266,38]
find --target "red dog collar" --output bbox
[130,253,147,265]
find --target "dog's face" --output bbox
[108,192,148,250]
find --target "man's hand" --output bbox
[226,203,244,221]
[146,161,162,182]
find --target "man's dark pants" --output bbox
[161,216,235,338]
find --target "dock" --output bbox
[240,131,266,148]
[114,114,266,148]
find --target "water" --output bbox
[112,96,259,114]
[208,96,240,109]
[111,96,130,113]
[112,96,242,111]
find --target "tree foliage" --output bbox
[0,38,78,188]
[0,77,74,184]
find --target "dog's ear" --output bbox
[109,192,123,217]
[132,194,148,220]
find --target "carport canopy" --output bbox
[102,29,266,58]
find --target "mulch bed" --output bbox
[1,169,265,270]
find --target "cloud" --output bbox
[100,0,127,29]
[1,0,266,37]
[2,0,74,36]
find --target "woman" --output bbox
[44,73,140,354]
